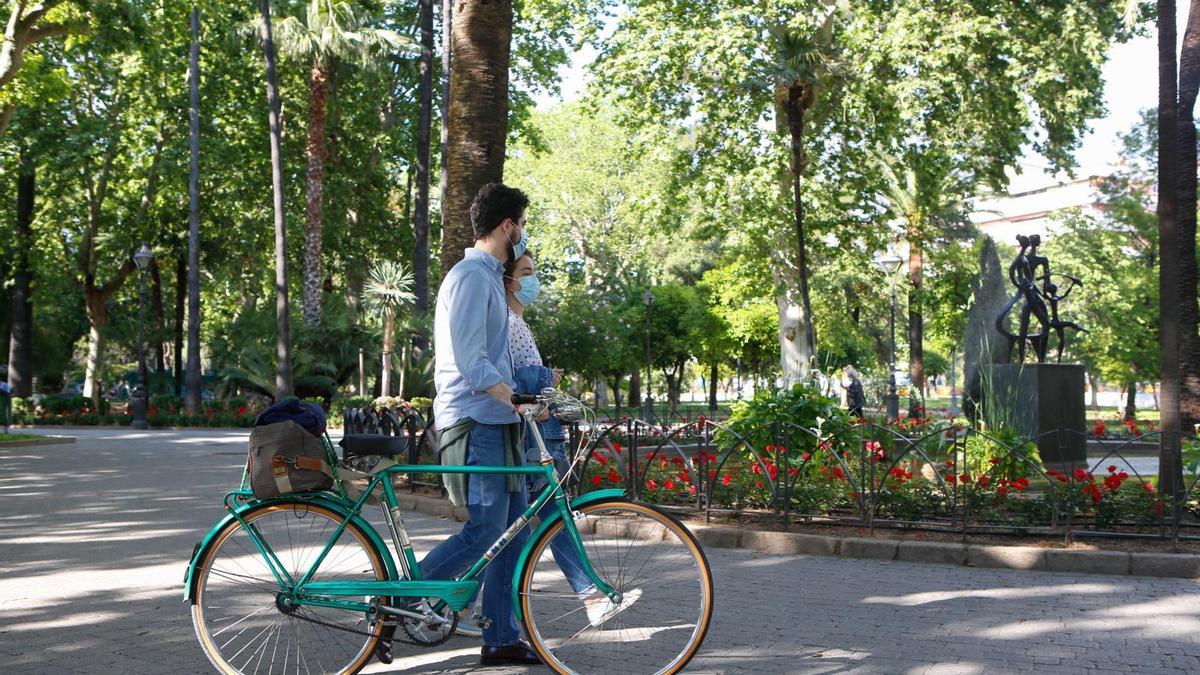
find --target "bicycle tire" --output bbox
[191,501,388,675]
[517,498,714,675]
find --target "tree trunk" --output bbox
[775,292,812,387]
[628,369,640,410]
[149,257,166,390]
[175,254,185,396]
[7,159,33,396]
[708,362,718,411]
[82,292,108,407]
[413,0,435,342]
[381,309,394,396]
[1088,373,1099,410]
[302,57,329,327]
[781,86,816,382]
[607,372,622,419]
[1177,0,1200,425]
[439,0,513,272]
[186,6,204,412]
[436,0,451,282]
[260,0,293,399]
[1124,380,1138,422]
[1158,0,1184,499]
[908,227,925,404]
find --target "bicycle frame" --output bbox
[184,409,621,621]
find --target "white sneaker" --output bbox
[584,588,643,627]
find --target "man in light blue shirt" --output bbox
[417,182,544,666]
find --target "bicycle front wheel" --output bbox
[191,501,388,675]
[518,498,714,675]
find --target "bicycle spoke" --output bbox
[521,501,712,675]
[194,503,384,675]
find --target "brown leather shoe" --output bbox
[480,640,543,666]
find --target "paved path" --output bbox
[1,429,1199,674]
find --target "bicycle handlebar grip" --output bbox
[511,394,539,405]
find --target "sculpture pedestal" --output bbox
[989,364,1087,472]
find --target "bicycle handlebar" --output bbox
[511,393,539,405]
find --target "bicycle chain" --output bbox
[286,606,451,648]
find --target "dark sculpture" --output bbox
[995,234,1086,363]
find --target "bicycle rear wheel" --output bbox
[518,498,714,675]
[191,501,387,675]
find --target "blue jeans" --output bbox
[419,422,528,647]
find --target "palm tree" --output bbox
[7,151,33,396]
[270,0,410,326]
[1175,1,1200,426]
[439,0,513,272]
[259,0,293,399]
[363,261,416,397]
[753,11,839,383]
[413,0,434,335]
[872,150,968,409]
[185,5,203,414]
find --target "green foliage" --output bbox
[1043,111,1159,388]
[718,383,852,457]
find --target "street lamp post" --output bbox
[643,288,654,421]
[872,253,903,420]
[132,243,155,430]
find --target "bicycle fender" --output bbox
[512,489,625,621]
[183,494,397,604]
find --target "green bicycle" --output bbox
[183,390,714,674]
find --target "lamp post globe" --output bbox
[642,288,654,421]
[871,253,903,420]
[131,242,155,430]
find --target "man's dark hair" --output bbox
[471,182,529,240]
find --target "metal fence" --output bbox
[339,406,1200,543]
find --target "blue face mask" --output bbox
[511,226,529,259]
[513,274,541,306]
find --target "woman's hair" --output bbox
[503,249,533,281]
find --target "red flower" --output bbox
[646,479,658,491]
[849,491,860,499]
[989,457,1001,465]
[1144,482,1156,493]
[977,475,991,488]
[708,470,717,480]
[959,474,972,484]
[947,475,958,485]
[664,479,676,490]
[997,485,1009,497]
[787,468,799,476]
[612,443,622,454]
[1092,420,1107,437]
[1107,465,1118,473]
[722,473,733,487]
[688,484,697,494]
[607,469,621,484]
[1073,468,1089,482]
[590,475,602,486]
[755,480,764,488]
[832,467,845,480]
[801,453,811,461]
[1055,475,1069,483]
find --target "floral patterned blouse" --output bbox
[507,309,543,368]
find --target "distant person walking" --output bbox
[843,366,865,418]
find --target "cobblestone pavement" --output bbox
[2,428,1199,674]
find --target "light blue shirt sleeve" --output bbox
[444,268,505,392]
